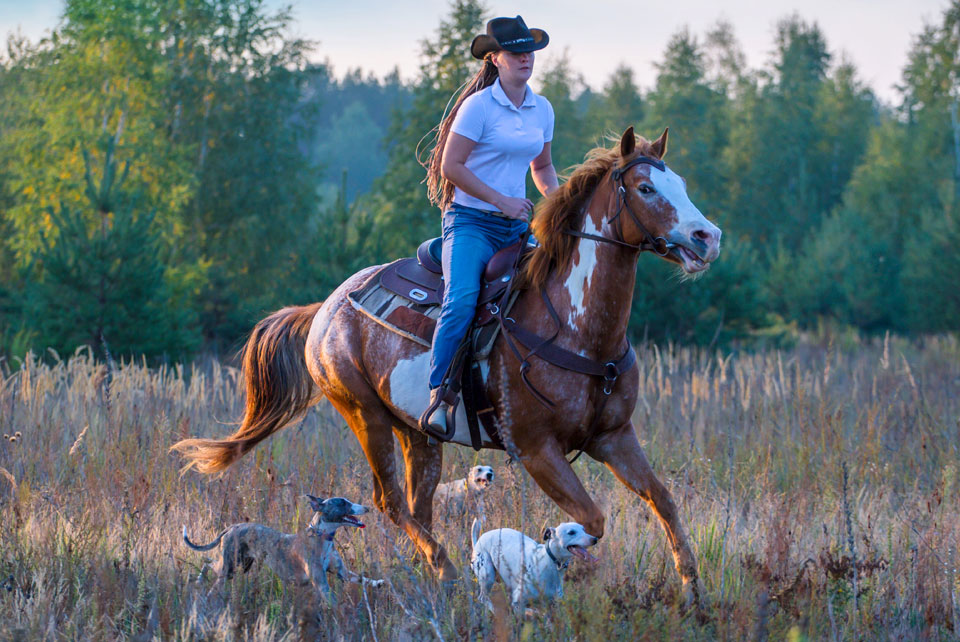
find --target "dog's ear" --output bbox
[542,527,555,542]
[305,494,325,512]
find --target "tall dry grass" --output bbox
[0,334,958,640]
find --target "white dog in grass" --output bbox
[434,465,494,517]
[470,518,598,613]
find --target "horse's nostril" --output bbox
[692,228,712,243]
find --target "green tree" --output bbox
[842,0,960,332]
[0,0,323,352]
[367,0,488,259]
[28,138,198,358]
[155,0,320,345]
[723,17,839,244]
[642,29,729,215]
[315,101,389,203]
[631,238,767,346]
[626,28,764,345]
[0,0,193,262]
[537,52,592,172]
[589,65,644,135]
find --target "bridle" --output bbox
[483,154,680,463]
[565,155,675,256]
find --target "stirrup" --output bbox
[418,387,459,443]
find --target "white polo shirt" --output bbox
[449,78,554,211]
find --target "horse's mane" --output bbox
[520,134,657,291]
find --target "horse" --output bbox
[172,127,722,606]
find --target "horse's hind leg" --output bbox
[394,428,443,531]
[588,423,702,608]
[328,395,458,581]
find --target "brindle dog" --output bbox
[183,495,383,605]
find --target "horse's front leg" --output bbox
[519,438,605,537]
[587,423,702,608]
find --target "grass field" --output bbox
[0,333,958,640]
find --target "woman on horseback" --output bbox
[420,15,559,435]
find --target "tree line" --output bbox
[1,0,958,361]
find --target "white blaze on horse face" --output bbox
[564,214,600,328]
[648,166,712,236]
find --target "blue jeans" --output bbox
[428,205,529,389]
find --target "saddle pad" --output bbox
[347,262,514,357]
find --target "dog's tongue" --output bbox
[345,516,366,529]
[570,546,599,563]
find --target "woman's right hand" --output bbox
[496,196,535,220]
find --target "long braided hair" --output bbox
[423,54,499,211]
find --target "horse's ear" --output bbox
[619,126,636,158]
[650,127,669,159]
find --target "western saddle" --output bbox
[351,234,636,460]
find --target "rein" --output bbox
[566,155,675,256]
[484,157,668,461]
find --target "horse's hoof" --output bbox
[680,578,701,611]
[438,560,459,582]
[681,577,711,617]
[440,578,459,592]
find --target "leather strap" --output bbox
[500,318,635,380]
[568,155,674,256]
[545,544,568,570]
[493,281,636,462]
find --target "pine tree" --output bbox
[28,136,198,359]
[366,0,488,259]
[588,64,644,137]
[537,53,592,173]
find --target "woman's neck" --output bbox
[499,76,527,107]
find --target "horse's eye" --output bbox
[638,184,655,195]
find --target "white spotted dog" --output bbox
[183,495,383,605]
[434,465,494,519]
[470,518,598,614]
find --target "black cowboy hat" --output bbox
[471,15,549,60]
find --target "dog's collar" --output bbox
[309,525,336,542]
[546,545,568,571]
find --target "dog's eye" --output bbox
[568,530,575,535]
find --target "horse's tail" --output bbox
[183,524,228,551]
[171,302,323,474]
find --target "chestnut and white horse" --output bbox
[173,127,721,606]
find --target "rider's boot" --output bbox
[419,387,457,441]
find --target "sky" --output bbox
[0,0,950,105]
